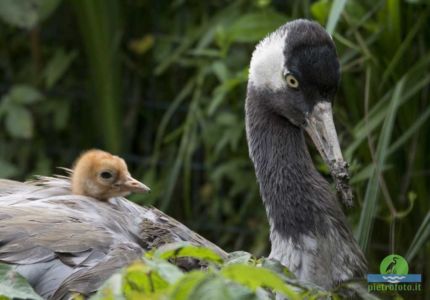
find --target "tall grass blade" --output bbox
[406,212,430,262]
[380,13,426,87]
[326,0,347,35]
[388,106,430,155]
[356,78,405,251]
[72,0,122,152]
[345,72,430,159]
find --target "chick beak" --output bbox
[122,175,151,194]
[303,101,353,207]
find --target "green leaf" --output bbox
[258,257,295,279]
[171,273,260,300]
[154,243,223,265]
[44,49,78,89]
[5,106,34,139]
[220,264,301,300]
[168,271,209,300]
[311,0,331,25]
[122,261,169,297]
[90,273,124,300]
[0,263,43,300]
[0,0,62,29]
[52,100,70,130]
[141,257,184,284]
[9,85,43,105]
[187,276,233,300]
[223,11,287,43]
[37,0,63,21]
[225,251,252,265]
[0,0,39,29]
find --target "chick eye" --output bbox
[285,74,299,89]
[100,171,113,180]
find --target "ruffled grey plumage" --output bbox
[0,176,226,299]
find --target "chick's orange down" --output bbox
[71,149,150,200]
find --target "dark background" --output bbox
[0,0,429,298]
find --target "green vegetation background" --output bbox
[0,0,429,298]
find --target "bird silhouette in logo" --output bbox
[385,256,398,274]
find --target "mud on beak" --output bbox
[304,101,353,207]
[122,175,151,194]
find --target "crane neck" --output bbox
[245,87,335,241]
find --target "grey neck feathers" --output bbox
[246,87,341,241]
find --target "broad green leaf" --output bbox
[173,273,261,300]
[223,11,287,43]
[0,263,42,300]
[0,0,38,28]
[142,257,184,284]
[154,243,223,264]
[52,100,70,130]
[0,0,62,29]
[258,257,295,279]
[170,273,260,300]
[44,49,78,89]
[311,0,331,25]
[168,271,209,300]
[9,85,43,105]
[37,0,62,21]
[90,273,124,300]
[122,261,169,296]
[187,276,244,300]
[5,106,34,139]
[225,251,252,265]
[220,264,301,300]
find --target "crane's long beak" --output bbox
[122,175,151,194]
[304,101,353,207]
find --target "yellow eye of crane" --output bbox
[286,74,299,89]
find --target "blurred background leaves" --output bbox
[0,0,429,298]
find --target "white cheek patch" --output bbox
[249,29,288,91]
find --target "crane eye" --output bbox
[100,171,113,180]
[285,74,299,89]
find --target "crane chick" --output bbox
[71,149,150,201]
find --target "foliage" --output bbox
[89,243,372,300]
[0,0,429,299]
[0,264,43,300]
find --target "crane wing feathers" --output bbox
[0,176,226,298]
[52,243,142,299]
